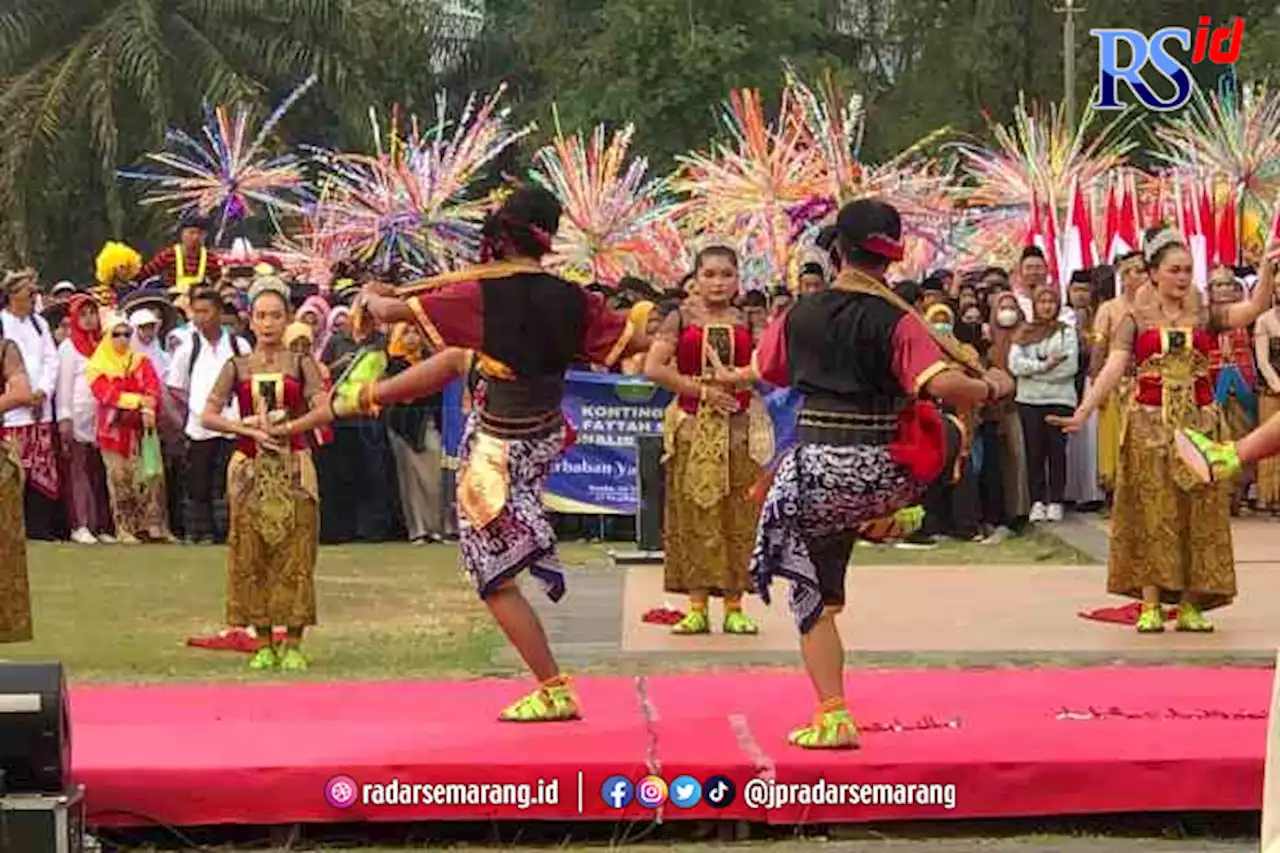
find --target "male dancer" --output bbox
[345,187,652,722]
[719,199,1012,749]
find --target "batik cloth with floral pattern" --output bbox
[455,411,568,600]
[1107,286,1236,609]
[0,438,31,642]
[753,443,922,632]
[748,273,958,633]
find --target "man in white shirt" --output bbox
[165,287,248,544]
[1,270,63,539]
[1014,246,1078,327]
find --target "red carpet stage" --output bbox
[73,667,1271,827]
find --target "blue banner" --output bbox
[441,372,802,515]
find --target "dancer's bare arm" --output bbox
[1222,247,1278,328]
[0,343,33,415]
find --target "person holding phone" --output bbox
[644,245,770,636]
[199,276,327,671]
[1056,229,1276,634]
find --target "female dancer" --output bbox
[643,246,768,635]
[200,277,326,671]
[58,294,114,544]
[1091,252,1145,501]
[1055,230,1275,633]
[87,313,176,544]
[1249,298,1280,511]
[353,186,651,721]
[0,338,35,642]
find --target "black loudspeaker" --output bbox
[0,664,70,795]
[635,435,664,552]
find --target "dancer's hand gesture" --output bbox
[1047,409,1086,434]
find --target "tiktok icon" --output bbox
[702,775,736,809]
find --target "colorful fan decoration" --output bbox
[530,112,681,286]
[306,86,533,275]
[673,88,828,289]
[1154,82,1280,201]
[956,94,1136,212]
[120,76,318,243]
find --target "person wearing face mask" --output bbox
[87,313,175,544]
[1008,286,1079,523]
[1060,229,1275,633]
[644,245,769,637]
[984,291,1031,531]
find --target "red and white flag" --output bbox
[1217,186,1239,268]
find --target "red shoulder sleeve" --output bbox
[892,314,951,396]
[138,247,175,281]
[753,311,790,386]
[139,357,162,398]
[581,291,633,367]
[409,281,485,351]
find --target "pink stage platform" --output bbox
[72,667,1271,827]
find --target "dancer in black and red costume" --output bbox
[719,200,1012,749]
[326,187,652,722]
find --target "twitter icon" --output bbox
[669,775,702,808]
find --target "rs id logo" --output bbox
[1092,17,1244,111]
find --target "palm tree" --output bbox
[0,0,416,276]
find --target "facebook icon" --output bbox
[601,775,634,809]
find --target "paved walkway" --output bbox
[501,518,1278,670]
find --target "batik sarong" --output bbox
[456,412,568,601]
[750,443,924,633]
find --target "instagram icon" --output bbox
[635,775,668,808]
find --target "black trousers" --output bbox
[319,419,396,543]
[1018,403,1071,505]
[184,438,233,542]
[977,420,1008,527]
[919,458,982,539]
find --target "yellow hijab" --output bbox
[284,321,314,352]
[387,322,425,364]
[85,315,140,383]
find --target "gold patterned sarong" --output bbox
[226,449,319,627]
[458,431,511,529]
[0,440,31,643]
[1108,342,1234,609]
[1097,376,1131,494]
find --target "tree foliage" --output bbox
[5,0,1280,279]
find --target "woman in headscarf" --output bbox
[984,290,1031,531]
[1008,286,1079,523]
[1058,229,1275,633]
[296,296,331,356]
[0,337,35,641]
[87,313,175,544]
[57,294,114,545]
[385,323,445,544]
[200,277,326,671]
[284,321,333,449]
[320,306,355,369]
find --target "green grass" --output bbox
[850,527,1092,565]
[10,534,1084,685]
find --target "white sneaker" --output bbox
[1046,503,1064,522]
[70,528,97,545]
[97,533,116,545]
[1029,502,1047,523]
